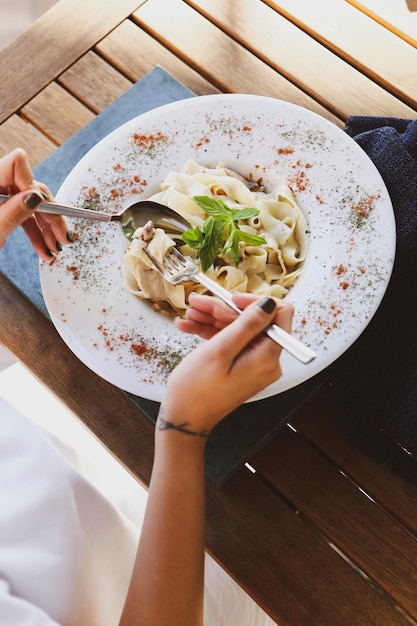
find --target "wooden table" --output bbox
[1,1,417,624]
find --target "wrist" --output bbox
[156,411,210,439]
[154,407,209,454]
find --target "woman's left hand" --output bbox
[0,149,70,259]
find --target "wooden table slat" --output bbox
[291,384,354,466]
[21,82,96,146]
[206,466,410,626]
[347,0,417,48]
[96,19,220,97]
[185,0,417,119]
[292,385,417,537]
[0,115,55,165]
[133,0,345,125]
[0,0,146,124]
[251,427,417,619]
[58,50,133,114]
[263,0,417,109]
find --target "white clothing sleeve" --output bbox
[0,398,139,626]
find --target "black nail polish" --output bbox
[66,231,74,243]
[24,192,43,210]
[56,241,62,252]
[46,248,54,257]
[258,297,276,314]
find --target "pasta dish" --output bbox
[122,160,309,315]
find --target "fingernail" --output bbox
[56,241,62,252]
[46,248,54,257]
[66,231,74,243]
[24,191,43,210]
[40,190,50,201]
[258,297,276,314]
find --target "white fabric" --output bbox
[0,397,276,626]
[0,398,138,626]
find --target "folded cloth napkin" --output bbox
[330,116,417,476]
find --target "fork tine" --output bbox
[144,246,196,284]
[164,253,182,272]
[143,248,164,274]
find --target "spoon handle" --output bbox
[0,193,112,222]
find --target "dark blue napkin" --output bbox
[331,116,417,475]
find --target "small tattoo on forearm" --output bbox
[157,414,210,438]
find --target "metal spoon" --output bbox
[0,193,190,237]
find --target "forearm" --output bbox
[120,428,207,626]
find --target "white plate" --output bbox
[40,94,396,402]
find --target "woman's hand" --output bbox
[0,149,70,259]
[159,294,294,439]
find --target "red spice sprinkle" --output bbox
[286,160,312,192]
[340,281,349,290]
[247,171,264,187]
[132,131,168,148]
[195,136,210,149]
[335,265,347,276]
[84,186,99,199]
[277,147,294,155]
[330,303,342,317]
[242,125,252,131]
[67,265,80,279]
[131,343,148,356]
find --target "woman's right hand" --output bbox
[159,295,294,440]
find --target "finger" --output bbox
[187,293,238,324]
[35,212,70,249]
[174,317,221,339]
[33,180,52,200]
[21,217,56,260]
[0,191,43,248]
[271,299,294,334]
[33,182,70,245]
[185,306,231,328]
[0,148,34,193]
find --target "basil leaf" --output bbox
[228,231,242,265]
[193,196,230,219]
[199,217,223,272]
[237,230,266,246]
[182,196,266,271]
[182,227,204,249]
[229,207,260,221]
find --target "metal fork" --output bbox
[144,247,316,364]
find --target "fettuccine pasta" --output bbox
[122,160,309,315]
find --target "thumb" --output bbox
[0,191,43,247]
